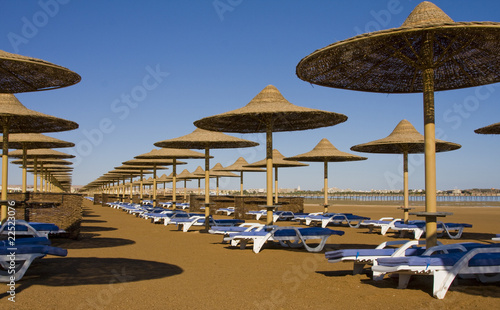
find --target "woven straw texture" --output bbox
[285,138,367,162]
[115,164,167,171]
[0,49,80,93]
[11,158,73,165]
[135,148,207,159]
[222,157,265,172]
[296,1,500,93]
[351,119,461,153]
[194,163,239,177]
[474,122,500,134]
[9,148,75,159]
[194,85,347,133]
[123,157,185,166]
[0,94,78,133]
[2,133,74,149]
[245,149,308,168]
[155,128,258,149]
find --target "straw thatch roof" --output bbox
[350,119,461,154]
[135,148,207,159]
[0,49,81,93]
[123,157,185,166]
[9,148,75,159]
[154,128,258,149]
[194,163,239,178]
[245,149,308,168]
[475,122,500,135]
[221,157,265,172]
[1,133,74,149]
[285,138,367,162]
[0,94,78,133]
[115,164,168,171]
[11,158,73,166]
[296,1,500,93]
[194,85,347,133]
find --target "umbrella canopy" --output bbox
[115,164,167,202]
[221,157,265,195]
[2,133,74,193]
[194,85,346,224]
[0,94,78,219]
[133,148,202,207]
[245,149,308,204]
[11,158,73,165]
[475,122,500,135]
[207,163,239,196]
[295,1,500,246]
[285,138,367,212]
[0,49,81,93]
[154,128,258,228]
[351,120,460,221]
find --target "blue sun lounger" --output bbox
[305,213,370,228]
[0,220,65,238]
[227,226,344,253]
[325,240,438,275]
[372,243,500,299]
[0,244,68,282]
[391,220,472,239]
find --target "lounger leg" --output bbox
[398,274,412,289]
[433,270,453,299]
[353,263,365,275]
[414,229,424,240]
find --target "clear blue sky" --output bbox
[1,0,499,192]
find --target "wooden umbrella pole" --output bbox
[240,171,244,196]
[403,150,409,222]
[423,32,438,247]
[33,157,38,193]
[140,170,144,202]
[22,145,27,193]
[266,120,274,225]
[324,160,329,213]
[172,159,177,210]
[129,174,133,203]
[153,164,157,207]
[274,166,278,204]
[1,118,9,221]
[204,147,210,230]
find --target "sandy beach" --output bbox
[2,199,500,309]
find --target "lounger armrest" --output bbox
[422,243,468,255]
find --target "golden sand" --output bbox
[3,200,500,309]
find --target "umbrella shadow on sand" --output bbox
[52,235,136,250]
[0,257,183,298]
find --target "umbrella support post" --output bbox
[323,204,329,214]
[1,120,9,221]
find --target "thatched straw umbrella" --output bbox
[0,95,78,218]
[221,157,265,195]
[204,163,239,196]
[115,164,167,202]
[194,85,346,225]
[245,149,308,205]
[191,166,206,195]
[296,1,500,246]
[154,128,258,229]
[9,148,75,193]
[475,122,500,135]
[132,149,200,207]
[285,138,367,213]
[122,158,177,202]
[351,119,460,222]
[176,169,198,202]
[0,49,80,93]
[3,133,74,194]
